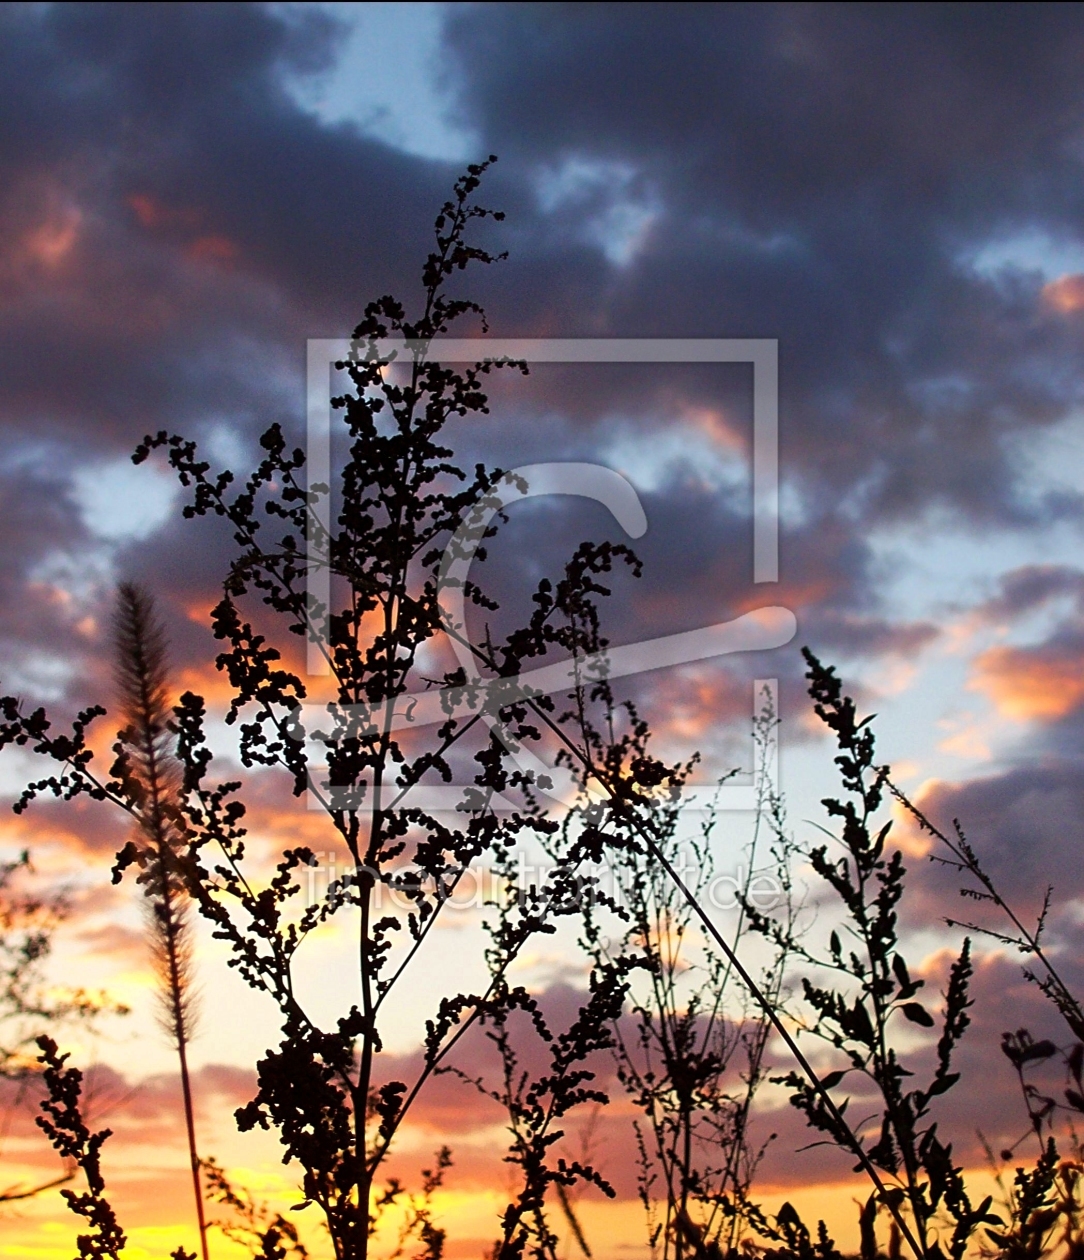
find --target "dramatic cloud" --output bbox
[4,4,1084,1254]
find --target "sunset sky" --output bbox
[4,3,1084,1257]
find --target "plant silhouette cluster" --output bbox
[0,855,123,1207]
[34,1034,130,1260]
[201,1155,311,1260]
[746,654,993,1260]
[0,161,660,1259]
[5,166,1084,1260]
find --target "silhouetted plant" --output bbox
[979,1137,1062,1260]
[474,611,928,1250]
[0,159,659,1259]
[449,969,629,1260]
[892,761,1084,1147]
[201,1155,310,1259]
[580,692,799,1260]
[445,823,635,1260]
[751,1200,846,1260]
[974,1033,1084,1260]
[12,160,1084,1260]
[111,581,209,1259]
[890,785,1084,1048]
[746,651,998,1260]
[145,157,635,1259]
[34,1033,127,1260]
[35,1033,198,1260]
[891,698,1084,1255]
[0,855,124,1205]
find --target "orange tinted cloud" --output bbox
[1042,272,1084,313]
[643,667,749,741]
[0,181,83,281]
[175,661,245,706]
[970,642,1084,720]
[683,402,746,452]
[184,597,218,624]
[128,194,238,266]
[188,234,238,265]
[23,206,81,269]
[77,920,145,959]
[127,192,201,231]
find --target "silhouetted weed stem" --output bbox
[34,1034,127,1260]
[0,854,123,1203]
[111,582,210,1260]
[888,782,1084,1046]
[201,1156,310,1258]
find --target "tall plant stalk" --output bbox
[112,582,209,1260]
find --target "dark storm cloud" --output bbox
[0,2,461,448]
[0,2,1082,798]
[446,2,1084,525]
